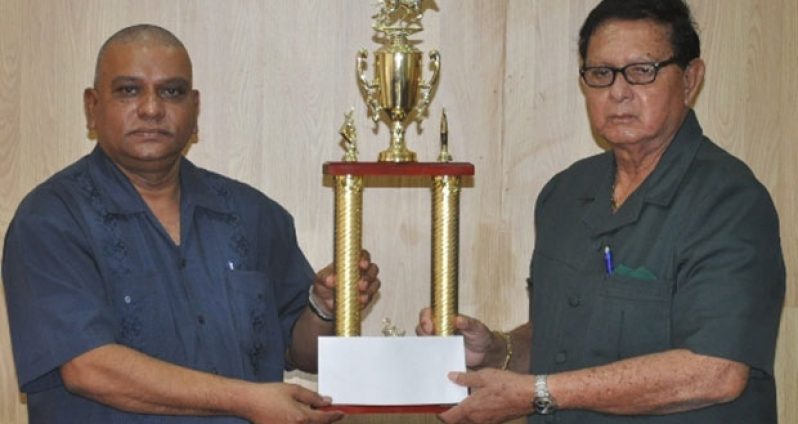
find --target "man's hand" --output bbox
[416,307,495,368]
[312,249,380,317]
[244,383,343,424]
[438,369,534,424]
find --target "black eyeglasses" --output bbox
[580,57,680,88]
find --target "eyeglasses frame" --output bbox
[580,57,681,88]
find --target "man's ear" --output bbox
[84,87,99,131]
[683,58,705,107]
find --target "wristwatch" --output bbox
[532,374,557,415]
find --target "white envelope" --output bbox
[318,336,468,405]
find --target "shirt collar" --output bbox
[86,146,148,214]
[86,145,234,215]
[639,109,704,207]
[178,158,236,214]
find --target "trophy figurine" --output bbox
[339,108,359,162]
[357,0,441,162]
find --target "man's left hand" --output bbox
[311,249,380,317]
[439,369,535,424]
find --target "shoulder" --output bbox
[685,138,775,212]
[12,155,92,219]
[691,139,760,185]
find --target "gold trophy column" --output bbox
[431,175,460,336]
[334,174,363,336]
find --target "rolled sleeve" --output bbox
[3,190,116,392]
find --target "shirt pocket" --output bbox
[224,270,284,379]
[585,274,673,362]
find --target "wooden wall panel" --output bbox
[0,2,25,422]
[0,1,794,423]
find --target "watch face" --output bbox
[534,397,555,415]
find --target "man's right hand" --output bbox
[416,307,496,369]
[245,383,343,424]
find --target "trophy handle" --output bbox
[414,49,440,123]
[356,49,383,123]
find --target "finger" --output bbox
[361,263,379,281]
[358,277,380,294]
[448,371,482,389]
[315,264,336,289]
[359,249,371,266]
[438,405,467,424]
[292,386,328,407]
[307,409,345,424]
[358,280,380,307]
[454,315,475,331]
[417,307,434,335]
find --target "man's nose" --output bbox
[137,90,165,119]
[608,72,634,101]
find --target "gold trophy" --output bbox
[356,0,440,162]
[325,0,471,341]
[318,1,473,409]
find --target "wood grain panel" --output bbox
[0,1,795,423]
[0,2,25,422]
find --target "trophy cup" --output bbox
[319,1,473,409]
[356,0,440,162]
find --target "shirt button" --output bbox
[123,295,132,304]
[555,351,567,364]
[568,296,581,307]
[197,315,205,325]
[179,258,187,269]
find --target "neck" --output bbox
[116,159,183,244]
[611,136,673,212]
[119,162,182,201]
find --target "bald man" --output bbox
[2,24,379,424]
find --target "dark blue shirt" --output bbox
[528,111,785,423]
[3,146,314,423]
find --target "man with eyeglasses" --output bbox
[417,0,784,422]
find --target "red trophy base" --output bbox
[323,161,475,177]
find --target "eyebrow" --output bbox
[109,76,141,86]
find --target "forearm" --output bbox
[287,307,335,372]
[508,323,532,373]
[548,349,749,415]
[60,344,258,418]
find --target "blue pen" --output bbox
[603,245,614,274]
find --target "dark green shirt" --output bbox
[528,111,785,423]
